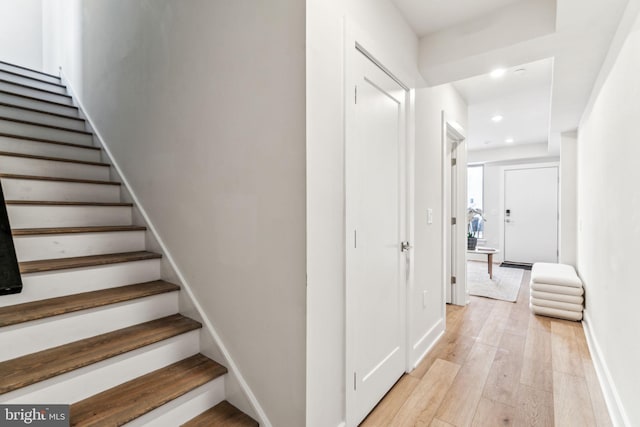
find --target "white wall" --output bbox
[577,8,640,426]
[45,2,306,426]
[306,0,424,425]
[0,0,43,70]
[414,84,468,322]
[559,132,577,266]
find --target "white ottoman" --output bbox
[530,263,584,321]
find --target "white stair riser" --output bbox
[0,82,73,105]
[0,92,78,117]
[8,204,132,228]
[14,231,146,262]
[0,292,178,361]
[0,331,200,404]
[0,104,85,131]
[0,63,60,85]
[0,259,161,307]
[1,179,120,203]
[0,118,92,145]
[126,380,226,427]
[0,72,67,95]
[0,155,108,180]
[0,135,100,162]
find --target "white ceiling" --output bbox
[391,0,523,36]
[453,58,553,150]
[392,0,631,154]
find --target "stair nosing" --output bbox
[0,102,84,122]
[70,354,227,426]
[0,78,72,98]
[0,173,120,186]
[0,314,200,395]
[19,251,162,274]
[0,90,78,110]
[0,60,61,80]
[0,280,178,328]
[0,115,92,135]
[0,68,66,89]
[6,200,130,206]
[182,401,259,427]
[0,132,98,150]
[12,226,147,236]
[0,150,107,166]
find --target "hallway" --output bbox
[361,270,610,426]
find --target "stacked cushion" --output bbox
[530,263,584,321]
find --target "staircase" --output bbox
[0,60,258,426]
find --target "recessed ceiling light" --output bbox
[490,68,506,78]
[491,115,504,123]
[505,138,515,143]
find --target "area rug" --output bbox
[467,261,524,302]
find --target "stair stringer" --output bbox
[60,70,271,427]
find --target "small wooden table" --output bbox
[467,248,500,279]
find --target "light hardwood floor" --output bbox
[360,270,611,427]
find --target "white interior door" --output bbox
[446,143,457,304]
[346,49,406,426]
[504,166,558,263]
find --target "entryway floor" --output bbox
[360,270,611,426]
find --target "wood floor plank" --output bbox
[0,314,200,394]
[553,370,597,427]
[482,347,523,407]
[435,342,498,426]
[581,359,613,427]
[521,318,553,392]
[70,354,227,426]
[430,419,455,427]
[551,320,584,377]
[513,384,554,427]
[181,401,258,427]
[471,397,517,426]
[390,359,460,427]
[360,374,420,427]
[477,301,513,347]
[0,281,178,327]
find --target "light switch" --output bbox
[427,208,433,224]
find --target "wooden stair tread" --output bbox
[0,314,200,394]
[0,101,83,121]
[0,90,78,110]
[0,116,92,135]
[0,173,119,185]
[182,401,259,427]
[0,78,72,98]
[13,225,146,236]
[0,60,61,80]
[19,251,161,274]
[0,69,66,88]
[0,150,107,166]
[70,354,227,426]
[7,200,130,206]
[0,132,95,149]
[0,280,177,327]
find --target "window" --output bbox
[467,165,484,238]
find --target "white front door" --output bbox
[346,49,406,426]
[504,166,559,263]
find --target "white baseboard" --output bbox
[59,71,271,427]
[582,311,630,427]
[411,320,445,371]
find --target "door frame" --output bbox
[441,113,467,307]
[501,162,560,263]
[344,21,413,427]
